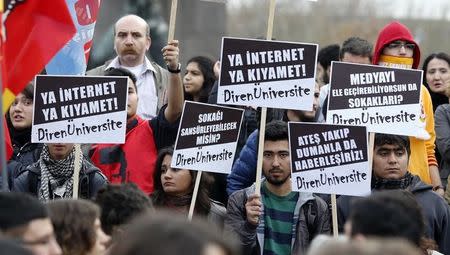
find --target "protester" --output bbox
[225,121,330,255]
[226,82,320,196]
[13,143,107,200]
[47,199,110,255]
[318,37,372,122]
[337,134,450,254]
[110,211,239,255]
[94,183,153,238]
[6,83,43,188]
[434,82,450,198]
[183,56,215,103]
[422,52,450,112]
[0,192,62,255]
[307,238,422,255]
[316,44,340,87]
[90,59,183,194]
[346,190,441,255]
[372,21,443,193]
[87,14,170,120]
[152,146,226,228]
[182,55,228,204]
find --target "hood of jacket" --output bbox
[408,175,433,193]
[372,21,421,69]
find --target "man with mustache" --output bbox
[88,15,171,120]
[225,121,330,255]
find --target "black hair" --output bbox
[318,44,340,70]
[422,52,450,111]
[110,211,238,255]
[264,120,288,142]
[374,133,410,156]
[152,147,212,216]
[350,190,426,250]
[94,183,153,235]
[0,192,48,232]
[0,239,33,255]
[104,67,138,91]
[20,82,34,101]
[184,56,216,103]
[339,37,373,61]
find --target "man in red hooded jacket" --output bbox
[372,21,444,196]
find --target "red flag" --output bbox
[1,0,76,113]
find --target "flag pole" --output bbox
[0,62,9,191]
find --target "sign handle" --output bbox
[167,0,178,42]
[72,144,82,199]
[255,108,267,195]
[188,170,202,221]
[255,0,277,195]
[368,132,375,172]
[266,0,276,40]
[331,193,338,237]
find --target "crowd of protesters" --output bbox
[1,13,450,255]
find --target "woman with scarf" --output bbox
[13,143,107,200]
[151,147,226,228]
[6,83,43,188]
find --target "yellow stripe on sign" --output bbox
[0,1,3,12]
[2,88,15,114]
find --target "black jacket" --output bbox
[7,143,43,189]
[12,158,107,199]
[337,175,450,255]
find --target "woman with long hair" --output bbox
[422,52,450,189]
[152,146,226,228]
[183,56,216,103]
[6,82,43,188]
[422,52,450,112]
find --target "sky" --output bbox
[225,0,450,20]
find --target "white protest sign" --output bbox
[289,122,370,196]
[171,101,244,174]
[32,75,128,143]
[217,37,318,110]
[327,62,423,137]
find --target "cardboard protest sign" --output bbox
[289,122,370,196]
[171,101,244,174]
[32,75,128,143]
[327,62,422,137]
[217,37,318,110]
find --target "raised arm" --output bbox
[162,40,184,123]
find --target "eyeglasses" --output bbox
[386,41,415,50]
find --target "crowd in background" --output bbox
[1,14,450,255]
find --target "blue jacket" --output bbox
[227,130,258,195]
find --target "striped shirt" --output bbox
[262,183,298,255]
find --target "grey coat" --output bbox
[225,182,330,255]
[435,104,450,186]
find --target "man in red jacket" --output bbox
[90,40,183,194]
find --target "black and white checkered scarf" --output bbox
[372,172,414,190]
[38,145,79,201]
